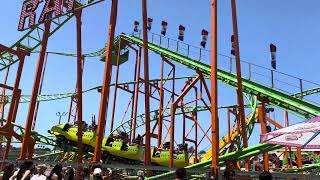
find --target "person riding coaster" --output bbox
[132,134,143,145]
[105,133,115,146]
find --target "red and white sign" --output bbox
[18,0,76,31]
[261,117,320,149]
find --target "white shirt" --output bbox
[30,174,47,180]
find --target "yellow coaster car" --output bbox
[151,148,189,168]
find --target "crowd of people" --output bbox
[0,160,286,180]
[223,169,273,180]
[0,161,113,180]
[252,153,316,171]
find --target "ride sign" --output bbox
[18,0,75,31]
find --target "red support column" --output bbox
[110,39,122,132]
[157,59,164,148]
[289,147,293,168]
[75,9,84,179]
[297,147,303,173]
[194,87,198,163]
[230,0,249,171]
[170,75,201,167]
[142,0,151,165]
[93,0,118,162]
[132,48,142,140]
[182,103,186,144]
[67,96,76,123]
[129,46,140,142]
[0,46,28,159]
[211,0,219,178]
[284,111,289,169]
[4,89,21,160]
[0,64,7,155]
[6,50,27,126]
[258,104,269,171]
[0,60,11,121]
[284,111,293,168]
[32,52,49,130]
[20,22,51,160]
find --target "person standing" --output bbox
[10,161,34,180]
[175,168,187,180]
[31,164,47,180]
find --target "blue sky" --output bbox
[1,0,320,151]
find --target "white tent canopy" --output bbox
[261,117,320,149]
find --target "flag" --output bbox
[147,18,153,31]
[134,21,139,32]
[201,29,209,48]
[270,44,277,69]
[178,25,185,41]
[231,35,236,56]
[161,21,168,36]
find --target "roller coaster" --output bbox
[1,0,320,179]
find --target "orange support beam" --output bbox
[93,0,118,162]
[265,117,283,129]
[142,0,151,165]
[230,0,249,171]
[284,111,289,169]
[0,60,11,122]
[75,9,84,178]
[170,75,201,167]
[0,45,29,139]
[20,22,51,160]
[211,0,219,178]
[0,45,29,56]
[4,89,21,160]
[297,147,303,173]
[158,59,164,148]
[128,45,140,142]
[32,52,49,130]
[0,84,13,91]
[227,109,232,142]
[258,104,269,171]
[5,48,27,126]
[131,48,142,141]
[110,38,122,132]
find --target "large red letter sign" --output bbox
[63,0,76,12]
[18,0,40,31]
[39,0,62,24]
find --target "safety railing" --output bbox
[133,31,320,106]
